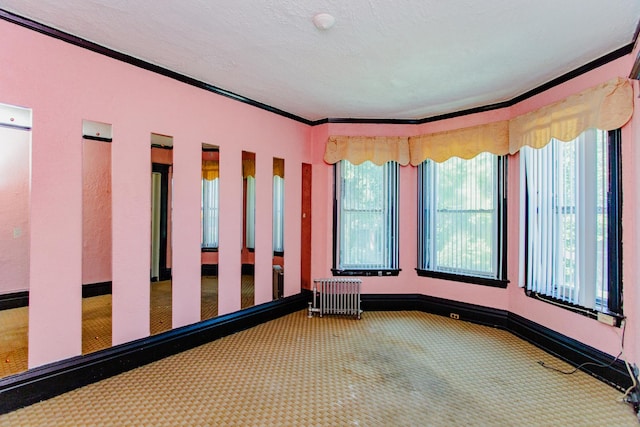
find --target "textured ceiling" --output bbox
[1,0,639,121]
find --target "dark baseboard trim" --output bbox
[361,294,631,390]
[361,294,508,329]
[1,291,631,414]
[241,264,255,275]
[201,264,219,276]
[0,292,308,415]
[508,313,631,390]
[82,282,112,298]
[0,291,29,310]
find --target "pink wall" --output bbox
[2,14,639,373]
[82,139,111,285]
[0,19,309,367]
[0,127,30,294]
[309,56,639,362]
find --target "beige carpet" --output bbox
[0,305,28,377]
[1,310,637,426]
[1,275,254,376]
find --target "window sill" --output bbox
[525,290,624,327]
[201,247,218,253]
[332,269,400,277]
[416,269,508,288]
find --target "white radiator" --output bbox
[308,278,362,319]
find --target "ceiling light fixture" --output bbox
[312,13,336,30]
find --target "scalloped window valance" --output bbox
[273,158,285,178]
[325,77,633,166]
[202,160,219,180]
[509,77,633,152]
[323,136,410,166]
[408,121,509,165]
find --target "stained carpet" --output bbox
[1,310,637,426]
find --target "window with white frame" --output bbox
[520,128,622,316]
[201,176,219,249]
[273,175,285,254]
[334,160,399,275]
[417,153,507,286]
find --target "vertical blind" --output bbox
[520,129,610,312]
[246,176,256,250]
[202,177,219,249]
[336,160,398,270]
[272,175,285,253]
[418,153,501,278]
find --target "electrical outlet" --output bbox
[450,313,460,320]
[597,312,616,326]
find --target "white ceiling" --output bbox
[2,0,639,121]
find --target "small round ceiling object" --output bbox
[312,13,336,30]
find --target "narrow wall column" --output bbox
[217,147,242,315]
[29,118,82,367]
[112,125,151,344]
[283,160,301,297]
[171,136,201,327]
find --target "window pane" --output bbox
[273,175,285,252]
[521,128,618,313]
[202,178,219,248]
[246,176,255,249]
[336,160,398,270]
[419,153,502,279]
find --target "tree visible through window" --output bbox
[417,153,506,285]
[334,160,399,274]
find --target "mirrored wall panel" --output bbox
[241,151,255,309]
[151,134,173,335]
[272,158,284,300]
[81,120,113,354]
[201,143,219,321]
[0,103,32,378]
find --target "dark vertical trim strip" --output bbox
[607,129,623,314]
[152,163,171,281]
[498,156,508,281]
[332,163,338,271]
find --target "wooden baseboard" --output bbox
[82,282,112,298]
[0,291,29,310]
[201,264,218,276]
